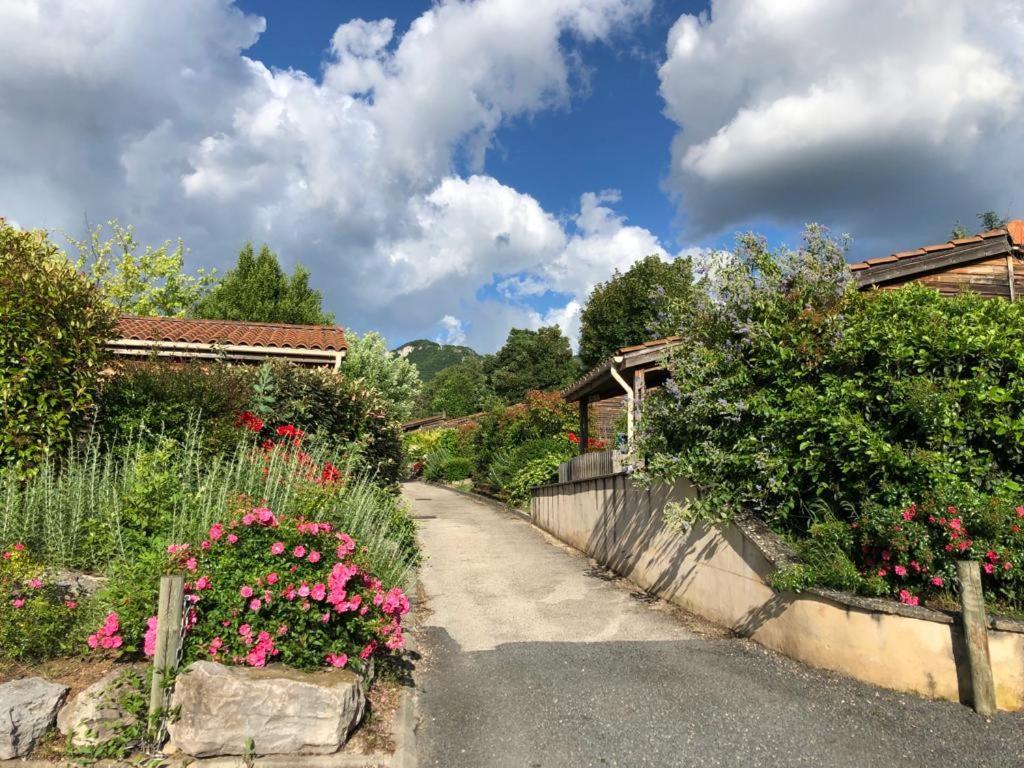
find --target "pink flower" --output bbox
[948,518,963,532]
[983,563,996,575]
[930,576,945,587]
[239,623,252,636]
[65,600,77,610]
[242,513,256,526]
[86,634,99,649]
[893,565,907,577]
[336,534,355,558]
[898,590,919,606]
[143,616,159,657]
[308,550,321,564]
[209,523,223,540]
[311,583,327,601]
[277,625,289,636]
[13,543,24,551]
[986,550,1000,563]
[240,585,254,598]
[282,584,297,601]
[360,641,378,660]
[249,598,262,612]
[208,637,224,656]
[103,613,120,634]
[200,540,211,550]
[27,577,43,589]
[227,534,239,545]
[325,652,348,668]
[271,541,285,555]
[11,597,25,609]
[196,576,212,591]
[266,572,279,585]
[297,583,311,598]
[293,545,307,559]
[385,631,405,651]
[185,557,198,572]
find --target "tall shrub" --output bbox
[0,222,116,473]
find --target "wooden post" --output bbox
[578,398,589,456]
[148,574,185,735]
[1006,253,1017,301]
[956,561,996,716]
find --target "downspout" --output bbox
[609,356,634,448]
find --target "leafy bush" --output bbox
[0,423,418,580]
[641,225,1024,609]
[0,222,116,473]
[472,390,577,481]
[163,508,411,671]
[438,457,473,482]
[1,544,89,662]
[486,437,572,492]
[254,363,405,486]
[504,454,565,508]
[96,361,251,450]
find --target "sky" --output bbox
[2,0,1023,351]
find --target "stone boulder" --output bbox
[168,661,366,757]
[0,677,69,759]
[57,666,146,748]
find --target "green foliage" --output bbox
[195,242,333,325]
[95,361,251,450]
[392,339,479,382]
[472,391,577,482]
[0,426,416,582]
[343,331,422,422]
[486,437,571,491]
[578,254,697,369]
[489,326,578,404]
[256,363,404,486]
[417,356,496,418]
[0,222,117,474]
[642,223,1024,608]
[68,220,214,316]
[437,456,473,482]
[0,545,89,662]
[504,454,565,508]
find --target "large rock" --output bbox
[168,661,366,757]
[0,677,69,759]
[57,666,146,748]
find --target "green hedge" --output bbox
[0,223,116,474]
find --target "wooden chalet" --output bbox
[851,220,1024,298]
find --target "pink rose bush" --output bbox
[855,500,1023,608]
[166,505,411,671]
[1,543,86,661]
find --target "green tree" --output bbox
[489,326,578,403]
[578,254,696,369]
[1,221,117,473]
[952,211,1009,239]
[342,330,422,422]
[196,243,333,325]
[68,220,214,316]
[418,357,495,418]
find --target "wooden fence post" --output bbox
[148,574,185,735]
[956,561,996,716]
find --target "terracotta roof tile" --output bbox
[115,316,347,351]
[849,222,1016,274]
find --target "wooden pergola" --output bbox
[561,337,681,455]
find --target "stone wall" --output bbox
[530,472,1024,711]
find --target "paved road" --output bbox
[406,482,1024,768]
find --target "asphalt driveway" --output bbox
[406,482,1024,768]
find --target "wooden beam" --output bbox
[957,561,997,716]
[856,238,1011,288]
[1007,253,1017,301]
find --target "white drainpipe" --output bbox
[609,356,634,447]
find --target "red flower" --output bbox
[235,411,264,433]
[566,432,580,444]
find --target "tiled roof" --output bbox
[563,336,682,402]
[849,220,1024,278]
[115,315,347,351]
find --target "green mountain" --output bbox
[393,339,479,382]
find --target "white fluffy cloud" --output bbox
[659,0,1024,252]
[0,0,670,350]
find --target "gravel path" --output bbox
[407,482,1024,768]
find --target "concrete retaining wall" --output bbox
[531,473,1024,711]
